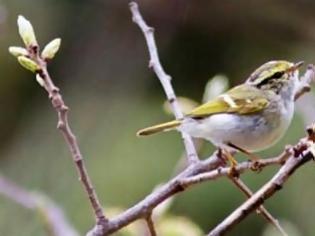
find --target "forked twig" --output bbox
[87,2,314,235]
[229,177,288,236]
[129,1,198,165]
[129,4,287,233]
[208,141,313,235]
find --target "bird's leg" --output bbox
[221,148,239,177]
[227,142,260,161]
[227,142,261,171]
[217,148,227,166]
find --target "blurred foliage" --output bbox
[1,0,315,235]
[105,197,203,236]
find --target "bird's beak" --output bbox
[287,61,304,73]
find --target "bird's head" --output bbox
[246,60,303,98]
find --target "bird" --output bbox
[137,60,304,166]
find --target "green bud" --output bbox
[17,56,40,72]
[17,15,37,47]
[41,38,61,59]
[36,74,45,87]
[8,46,28,57]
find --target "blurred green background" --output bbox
[1,0,315,235]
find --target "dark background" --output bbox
[0,1,315,235]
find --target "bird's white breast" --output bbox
[179,100,294,152]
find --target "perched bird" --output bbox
[137,61,304,163]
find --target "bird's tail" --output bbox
[137,120,181,136]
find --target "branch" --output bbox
[88,149,292,235]
[0,174,79,236]
[128,5,314,234]
[178,151,290,188]
[98,64,314,235]
[145,214,157,236]
[9,15,108,229]
[208,139,314,236]
[129,1,198,164]
[34,51,108,226]
[175,138,286,234]
[88,3,315,235]
[87,153,221,235]
[229,178,288,236]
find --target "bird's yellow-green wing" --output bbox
[187,84,269,118]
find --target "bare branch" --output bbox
[87,153,221,235]
[88,149,291,235]
[88,2,315,235]
[208,140,314,236]
[88,135,310,236]
[229,178,288,236]
[129,1,198,164]
[28,46,107,227]
[145,214,157,236]
[0,174,79,236]
[179,151,289,188]
[174,138,286,234]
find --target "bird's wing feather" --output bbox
[187,84,269,118]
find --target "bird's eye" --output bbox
[273,71,284,79]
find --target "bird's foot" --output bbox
[221,149,239,177]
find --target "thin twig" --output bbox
[26,46,108,227]
[229,177,288,236]
[129,1,198,164]
[145,214,157,236]
[179,151,289,188]
[0,174,79,236]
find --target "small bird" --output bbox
[137,60,304,163]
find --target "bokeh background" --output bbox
[1,0,315,235]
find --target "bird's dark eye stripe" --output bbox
[256,71,284,87]
[272,71,284,79]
